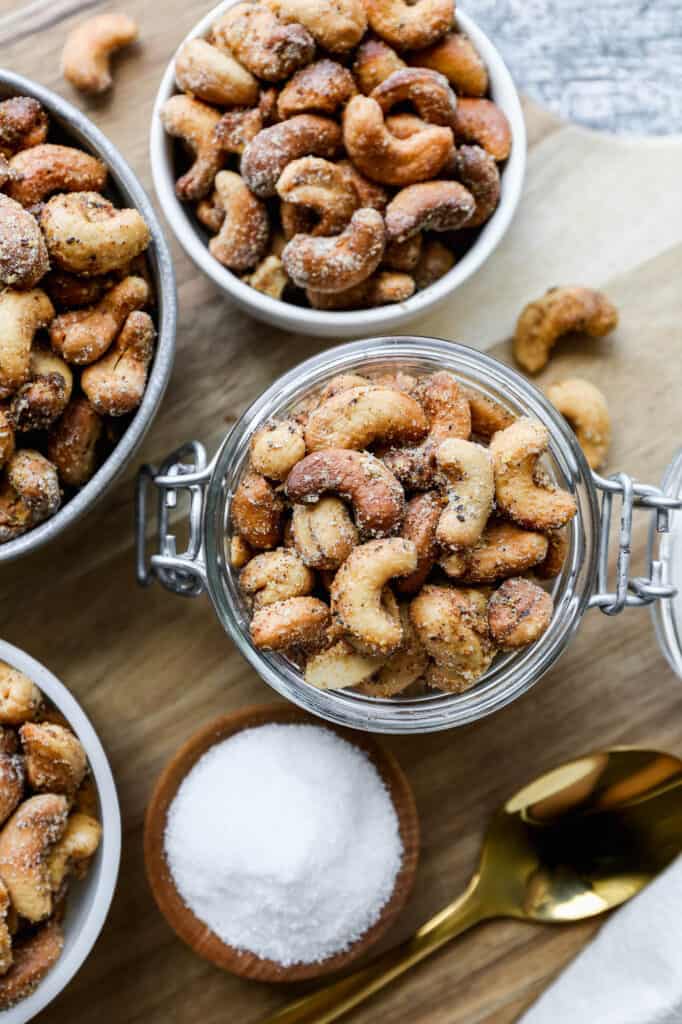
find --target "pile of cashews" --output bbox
[230,368,577,697]
[0,94,156,544]
[0,661,102,1008]
[162,0,513,309]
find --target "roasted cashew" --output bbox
[0,918,63,1010]
[331,538,417,654]
[250,596,330,650]
[50,275,149,365]
[453,98,512,161]
[0,794,68,921]
[250,419,305,480]
[214,108,263,157]
[230,533,253,570]
[385,180,475,242]
[440,518,549,583]
[434,438,494,548]
[342,95,454,186]
[409,32,488,96]
[61,12,138,94]
[286,449,405,539]
[47,812,101,892]
[240,547,315,608]
[546,377,611,469]
[42,269,110,310]
[277,157,358,239]
[514,286,619,374]
[395,491,443,595]
[278,59,357,119]
[305,384,428,452]
[40,192,151,276]
[383,235,422,273]
[452,144,500,227]
[306,270,415,309]
[317,373,370,403]
[490,417,577,531]
[353,37,405,94]
[208,170,269,272]
[213,3,314,81]
[8,145,107,210]
[0,97,48,158]
[337,160,389,212]
[160,95,223,202]
[0,288,55,399]
[243,254,288,299]
[0,451,60,542]
[231,471,284,549]
[175,38,259,107]
[47,397,103,488]
[357,603,428,696]
[282,208,385,292]
[536,527,569,579]
[465,387,516,441]
[410,584,495,686]
[383,370,471,489]
[292,496,359,570]
[305,640,386,689]
[413,238,455,289]
[267,0,367,52]
[0,878,11,977]
[10,345,73,432]
[19,722,87,797]
[0,744,24,828]
[372,68,457,128]
[80,310,154,417]
[241,115,341,198]
[364,0,453,50]
[0,664,41,726]
[488,577,553,648]
[0,409,14,470]
[0,194,49,290]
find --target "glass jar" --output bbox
[136,337,682,734]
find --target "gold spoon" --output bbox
[263,747,682,1024]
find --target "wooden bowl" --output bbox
[144,702,420,982]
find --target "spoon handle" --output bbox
[261,876,485,1024]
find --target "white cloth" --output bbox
[520,856,682,1024]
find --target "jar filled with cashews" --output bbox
[136,337,682,734]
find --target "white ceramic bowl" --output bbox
[150,3,526,338]
[0,640,121,1024]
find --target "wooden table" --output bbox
[2,3,682,1022]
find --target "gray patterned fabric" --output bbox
[466,0,682,135]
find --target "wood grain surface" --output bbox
[1,2,682,1023]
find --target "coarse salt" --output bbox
[164,723,403,966]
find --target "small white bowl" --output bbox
[150,3,526,338]
[0,640,121,1024]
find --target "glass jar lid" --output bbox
[651,449,682,678]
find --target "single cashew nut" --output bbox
[0,194,49,289]
[317,373,370,403]
[231,471,284,549]
[0,794,69,921]
[372,68,457,128]
[396,490,443,594]
[250,419,305,481]
[488,577,553,648]
[0,288,55,399]
[50,275,149,365]
[243,254,288,299]
[440,518,549,582]
[0,97,48,158]
[250,596,330,650]
[0,664,41,727]
[19,721,87,796]
[409,32,488,97]
[410,584,495,685]
[513,287,619,374]
[490,417,577,531]
[452,144,500,227]
[305,384,428,452]
[0,918,64,1010]
[465,387,516,441]
[363,0,454,50]
[208,170,269,272]
[278,59,357,119]
[212,3,315,81]
[385,180,475,242]
[277,157,358,238]
[160,95,223,202]
[47,812,102,893]
[306,270,415,310]
[546,377,611,470]
[241,115,341,198]
[43,269,110,311]
[331,538,417,654]
[47,397,103,488]
[536,527,569,580]
[240,548,315,608]
[292,496,359,570]
[81,310,155,417]
[8,145,107,210]
[0,451,61,542]
[10,345,73,431]
[0,746,24,828]
[40,192,151,276]
[343,95,454,186]
[453,98,512,161]
[61,12,138,94]
[435,438,494,548]
[214,108,263,158]
[305,640,386,689]
[175,38,259,106]
[286,449,405,539]
[282,208,385,292]
[383,234,422,273]
[357,603,428,696]
[353,38,405,94]
[230,534,253,570]
[267,0,367,52]
[413,238,455,290]
[337,160,389,211]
